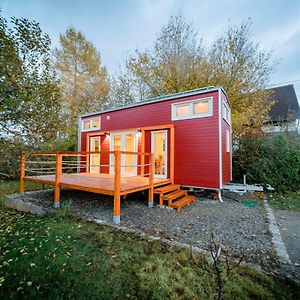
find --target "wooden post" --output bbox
[148,153,154,207]
[54,153,62,208]
[20,152,26,193]
[141,129,145,175]
[86,153,90,173]
[170,126,175,183]
[113,151,121,224]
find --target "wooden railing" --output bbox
[20,151,155,223]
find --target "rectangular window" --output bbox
[82,117,101,131]
[226,130,231,152]
[222,103,230,124]
[83,120,91,130]
[193,101,209,115]
[172,97,213,121]
[176,104,189,116]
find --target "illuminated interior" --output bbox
[153,131,167,177]
[90,136,100,173]
[193,101,209,114]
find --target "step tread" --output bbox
[154,184,180,194]
[162,190,186,201]
[170,195,197,209]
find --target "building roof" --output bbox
[266,84,300,122]
[80,86,228,118]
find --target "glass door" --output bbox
[110,131,137,177]
[89,136,100,173]
[151,130,168,179]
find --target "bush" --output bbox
[233,134,300,192]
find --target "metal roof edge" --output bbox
[80,86,228,118]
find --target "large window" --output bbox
[226,130,231,153]
[81,117,101,131]
[172,97,213,121]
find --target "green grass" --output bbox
[0,181,300,299]
[268,190,300,211]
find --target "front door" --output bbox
[110,131,137,177]
[89,136,100,173]
[151,130,168,179]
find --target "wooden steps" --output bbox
[170,195,196,212]
[154,183,196,211]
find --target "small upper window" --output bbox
[176,104,189,117]
[193,101,209,115]
[82,117,101,131]
[172,97,213,121]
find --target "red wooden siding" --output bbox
[80,89,231,189]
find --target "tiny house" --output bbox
[79,86,232,191]
[20,86,232,224]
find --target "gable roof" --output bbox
[80,86,228,118]
[266,84,300,122]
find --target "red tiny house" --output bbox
[79,86,232,190]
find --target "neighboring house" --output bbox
[261,84,300,134]
[79,86,232,190]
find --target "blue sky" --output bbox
[1,0,300,99]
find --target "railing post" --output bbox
[54,152,62,208]
[20,152,26,193]
[113,151,121,224]
[86,152,90,173]
[148,153,154,207]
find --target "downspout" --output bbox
[218,89,223,203]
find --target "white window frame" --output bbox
[171,97,213,121]
[222,102,231,125]
[226,130,231,153]
[109,130,138,177]
[81,117,101,132]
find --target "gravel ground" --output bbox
[18,188,279,271]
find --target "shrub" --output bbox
[233,133,300,192]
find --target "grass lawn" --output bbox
[0,181,300,299]
[268,190,300,211]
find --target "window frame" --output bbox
[222,102,231,125]
[81,117,101,132]
[171,97,213,121]
[226,130,231,153]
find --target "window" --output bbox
[175,104,189,117]
[172,97,213,121]
[82,117,101,131]
[222,103,230,124]
[226,130,231,152]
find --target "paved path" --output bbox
[274,210,300,278]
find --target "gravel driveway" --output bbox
[17,188,279,271]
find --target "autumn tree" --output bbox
[53,27,109,137]
[207,21,274,137]
[0,12,61,144]
[117,15,275,137]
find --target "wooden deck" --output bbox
[24,173,171,196]
[20,150,174,224]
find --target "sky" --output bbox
[1,0,300,100]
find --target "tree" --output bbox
[125,14,207,99]
[116,15,275,137]
[207,21,274,137]
[53,27,109,138]
[0,12,61,144]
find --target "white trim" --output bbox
[151,130,168,179]
[77,117,81,173]
[222,102,231,125]
[171,97,213,121]
[218,89,223,189]
[226,130,230,153]
[109,130,138,177]
[81,117,101,132]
